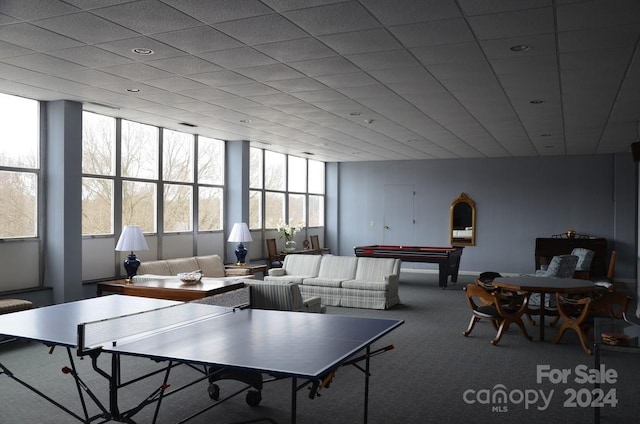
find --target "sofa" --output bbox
[136,254,250,280]
[264,254,401,310]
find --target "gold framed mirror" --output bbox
[450,193,475,246]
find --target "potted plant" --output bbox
[277,222,302,252]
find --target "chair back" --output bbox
[266,238,282,268]
[571,248,595,271]
[590,290,630,319]
[607,251,617,280]
[310,234,320,250]
[539,254,578,278]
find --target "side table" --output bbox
[224,263,267,277]
[593,315,640,424]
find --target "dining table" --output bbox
[491,276,596,341]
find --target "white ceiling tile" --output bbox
[458,0,553,16]
[347,50,420,70]
[467,7,555,40]
[162,0,274,24]
[284,2,380,36]
[100,62,175,81]
[234,64,305,82]
[557,0,640,32]
[189,70,254,86]
[0,40,35,58]
[146,56,222,75]
[0,22,83,51]
[217,82,281,97]
[95,37,187,62]
[198,47,277,69]
[360,0,461,25]
[92,0,201,35]
[389,18,475,48]
[152,26,244,54]
[0,0,79,20]
[412,42,486,65]
[46,45,133,68]
[254,38,337,62]
[214,14,308,45]
[142,76,211,92]
[32,12,138,44]
[319,28,402,55]
[1,53,86,75]
[265,77,328,92]
[288,56,360,76]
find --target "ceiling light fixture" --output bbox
[350,112,361,116]
[240,119,252,123]
[540,133,551,137]
[132,47,154,55]
[179,122,197,128]
[510,44,531,52]
[529,99,544,104]
[301,151,315,155]
[364,119,374,124]
[126,88,140,93]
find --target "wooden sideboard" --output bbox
[534,237,608,278]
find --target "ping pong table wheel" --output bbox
[245,390,261,407]
[208,383,220,400]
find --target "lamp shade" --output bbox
[115,225,149,252]
[227,223,253,243]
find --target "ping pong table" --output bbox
[0,295,402,424]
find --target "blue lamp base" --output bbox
[235,243,248,265]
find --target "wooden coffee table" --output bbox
[96,278,246,302]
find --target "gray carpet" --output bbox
[0,272,638,424]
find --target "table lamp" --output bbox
[228,222,253,265]
[115,225,149,282]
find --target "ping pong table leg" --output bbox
[363,346,370,424]
[290,376,297,424]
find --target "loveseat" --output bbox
[136,254,250,280]
[264,254,401,310]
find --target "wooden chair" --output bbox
[266,238,282,269]
[553,289,631,355]
[463,284,533,346]
[310,235,330,255]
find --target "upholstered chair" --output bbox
[571,248,595,279]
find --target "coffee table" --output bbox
[492,276,595,341]
[96,278,246,302]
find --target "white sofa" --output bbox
[136,254,250,281]
[265,254,401,310]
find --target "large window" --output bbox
[0,93,39,238]
[249,148,325,231]
[82,113,225,236]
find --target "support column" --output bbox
[225,140,251,263]
[44,100,83,303]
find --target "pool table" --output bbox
[354,245,464,288]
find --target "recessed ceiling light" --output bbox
[529,99,544,104]
[126,88,140,93]
[301,151,315,155]
[364,119,374,124]
[240,119,252,123]
[179,122,197,128]
[540,133,551,137]
[350,112,361,116]
[132,47,154,55]
[510,44,531,52]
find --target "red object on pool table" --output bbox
[354,245,464,288]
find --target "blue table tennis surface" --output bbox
[0,295,403,379]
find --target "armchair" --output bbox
[245,280,325,313]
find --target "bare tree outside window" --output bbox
[0,93,39,238]
[249,190,262,230]
[164,184,193,232]
[82,112,115,176]
[199,186,222,231]
[198,136,224,185]
[163,129,194,183]
[82,177,113,235]
[122,120,158,180]
[0,170,37,238]
[122,181,156,233]
[309,195,324,227]
[264,191,285,229]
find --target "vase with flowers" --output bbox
[277,222,302,252]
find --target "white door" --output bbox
[382,184,415,245]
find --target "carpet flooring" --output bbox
[0,272,638,424]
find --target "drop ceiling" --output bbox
[0,0,639,162]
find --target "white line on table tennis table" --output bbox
[78,302,236,353]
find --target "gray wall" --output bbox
[336,153,636,279]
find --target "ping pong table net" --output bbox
[77,302,234,355]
